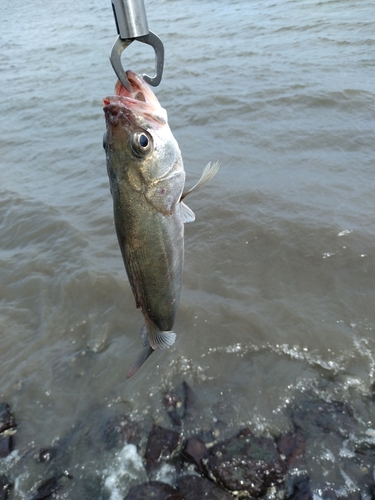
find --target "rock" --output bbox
[177,474,235,500]
[102,415,142,451]
[182,381,197,421]
[207,428,286,497]
[0,475,12,500]
[0,404,16,435]
[277,431,306,469]
[320,490,338,500]
[284,473,312,500]
[36,447,58,463]
[0,403,16,459]
[290,400,357,439]
[145,425,180,475]
[163,381,198,428]
[0,436,12,459]
[181,436,209,474]
[123,481,183,500]
[27,473,72,500]
[163,392,184,428]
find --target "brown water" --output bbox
[0,0,374,497]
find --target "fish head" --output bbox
[103,70,183,188]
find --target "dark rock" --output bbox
[344,493,361,500]
[208,456,270,496]
[163,392,184,427]
[182,381,197,421]
[37,447,58,463]
[0,436,12,459]
[163,381,198,427]
[320,490,338,500]
[0,404,16,435]
[277,431,306,468]
[290,400,357,439]
[123,481,183,500]
[284,473,312,500]
[178,474,235,500]
[207,428,286,496]
[102,415,142,451]
[145,425,180,474]
[181,436,209,473]
[27,473,72,500]
[0,475,12,500]
[361,468,375,499]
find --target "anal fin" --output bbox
[149,328,176,350]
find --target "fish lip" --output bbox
[103,70,167,126]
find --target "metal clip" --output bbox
[110,0,164,91]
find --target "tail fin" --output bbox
[126,344,154,379]
[126,323,176,378]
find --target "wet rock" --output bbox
[27,473,72,500]
[0,403,16,459]
[102,415,142,451]
[0,404,16,435]
[163,381,197,428]
[361,468,375,499]
[207,428,286,497]
[290,400,357,438]
[277,431,306,468]
[123,481,183,500]
[181,436,209,474]
[163,392,184,428]
[0,475,12,500]
[0,436,12,459]
[145,425,180,475]
[320,490,338,500]
[182,381,197,421]
[36,447,59,463]
[178,474,235,500]
[284,473,312,500]
[209,456,270,496]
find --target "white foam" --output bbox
[103,444,147,500]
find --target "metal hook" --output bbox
[110,0,164,91]
[109,32,164,91]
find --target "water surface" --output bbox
[0,0,374,497]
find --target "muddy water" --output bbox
[0,0,374,497]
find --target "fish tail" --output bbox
[126,344,154,379]
[126,323,176,378]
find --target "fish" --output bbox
[103,70,219,378]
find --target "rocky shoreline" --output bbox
[1,382,375,499]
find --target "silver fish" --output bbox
[103,70,219,378]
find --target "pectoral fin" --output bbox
[181,201,195,223]
[181,161,220,200]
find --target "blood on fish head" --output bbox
[103,71,182,184]
[103,70,167,130]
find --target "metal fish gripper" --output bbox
[110,0,164,91]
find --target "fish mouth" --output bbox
[103,70,167,127]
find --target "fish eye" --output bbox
[139,134,148,147]
[130,131,153,157]
[103,132,107,150]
